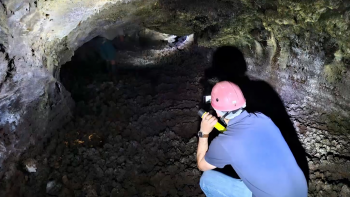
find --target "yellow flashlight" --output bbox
[198,109,227,132]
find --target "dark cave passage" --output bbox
[59,31,201,141]
[10,32,209,197]
[60,32,193,102]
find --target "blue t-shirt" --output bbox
[205,111,307,197]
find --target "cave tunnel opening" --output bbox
[60,29,191,103]
[27,28,210,196]
[59,29,201,141]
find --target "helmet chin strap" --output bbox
[219,108,244,123]
[220,111,231,123]
[214,103,246,123]
[220,108,244,122]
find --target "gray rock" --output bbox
[46,180,63,196]
[323,139,331,146]
[316,136,321,141]
[59,187,74,197]
[340,185,350,197]
[329,191,338,197]
[103,143,113,149]
[327,155,334,161]
[323,184,332,191]
[94,165,104,178]
[110,188,119,197]
[105,168,114,176]
[117,156,125,164]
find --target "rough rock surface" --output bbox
[0,0,350,193]
[1,41,349,196]
[2,45,205,197]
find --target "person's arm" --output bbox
[197,113,217,171]
[197,138,217,171]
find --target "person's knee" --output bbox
[200,170,215,188]
[200,170,252,197]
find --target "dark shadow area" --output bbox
[60,34,188,102]
[8,34,209,197]
[200,46,310,183]
[60,34,202,140]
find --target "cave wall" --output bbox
[0,0,350,179]
[0,0,163,176]
[138,0,350,133]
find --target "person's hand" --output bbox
[200,113,218,134]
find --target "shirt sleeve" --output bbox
[204,138,230,168]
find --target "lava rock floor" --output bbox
[4,48,207,197]
[2,47,350,197]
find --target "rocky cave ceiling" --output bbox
[0,0,350,196]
